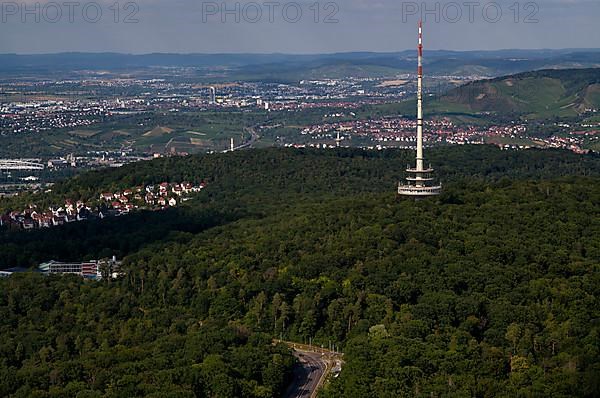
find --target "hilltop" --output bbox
[1,146,599,266]
[434,68,600,119]
[0,146,599,397]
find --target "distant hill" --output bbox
[2,49,600,79]
[434,68,600,119]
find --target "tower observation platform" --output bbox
[398,21,441,198]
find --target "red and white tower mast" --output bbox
[398,21,442,197]
[416,20,424,173]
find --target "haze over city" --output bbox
[1,0,599,53]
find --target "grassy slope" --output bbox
[437,68,600,119]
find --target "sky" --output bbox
[0,0,599,54]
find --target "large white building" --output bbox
[39,257,121,280]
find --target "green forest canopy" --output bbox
[0,145,599,397]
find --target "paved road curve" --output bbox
[283,351,327,398]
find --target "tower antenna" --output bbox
[398,21,442,198]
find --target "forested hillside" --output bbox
[1,147,598,267]
[0,146,599,397]
[437,68,600,119]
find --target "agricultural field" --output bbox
[0,111,257,157]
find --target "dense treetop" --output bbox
[0,145,599,397]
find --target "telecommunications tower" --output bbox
[397,21,442,198]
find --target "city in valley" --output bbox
[2,70,598,196]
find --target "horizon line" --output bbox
[2,48,600,57]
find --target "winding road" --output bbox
[283,351,327,398]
